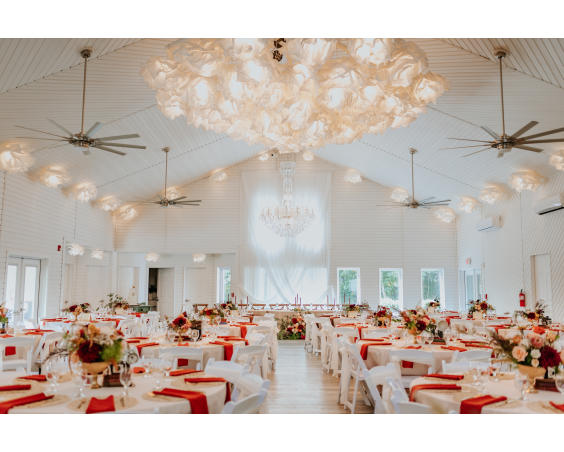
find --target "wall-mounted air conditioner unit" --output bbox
[534,193,564,215]
[476,216,501,232]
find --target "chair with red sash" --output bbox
[0,336,35,372]
[386,377,433,414]
[342,342,371,413]
[232,345,267,378]
[388,349,436,388]
[205,357,247,384]
[159,346,204,370]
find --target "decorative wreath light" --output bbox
[98,195,121,212]
[39,165,69,188]
[549,150,564,171]
[458,196,480,213]
[73,182,97,202]
[302,150,315,161]
[145,252,160,263]
[116,204,138,222]
[0,142,34,173]
[258,153,269,161]
[344,169,362,184]
[211,170,227,182]
[390,187,410,202]
[164,186,183,199]
[193,253,206,263]
[142,39,448,153]
[509,170,547,192]
[433,206,456,223]
[67,243,85,256]
[91,249,104,260]
[479,184,505,205]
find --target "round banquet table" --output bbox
[0,369,226,414]
[409,374,564,414]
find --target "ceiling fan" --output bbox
[444,48,564,158]
[15,48,146,156]
[131,147,202,208]
[376,148,451,209]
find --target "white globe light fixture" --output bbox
[145,252,160,263]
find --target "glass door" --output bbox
[6,257,41,324]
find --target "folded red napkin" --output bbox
[0,392,53,413]
[126,339,141,344]
[17,375,47,382]
[363,338,388,342]
[441,346,468,352]
[1,334,16,356]
[132,366,146,374]
[24,332,45,336]
[467,344,492,349]
[359,342,392,360]
[218,336,249,345]
[24,329,54,333]
[86,395,116,414]
[135,342,159,355]
[184,377,231,402]
[426,374,464,380]
[460,395,507,414]
[0,384,31,392]
[399,345,422,369]
[128,337,148,340]
[153,388,209,414]
[549,402,564,412]
[169,369,201,377]
[409,384,461,401]
[210,341,234,361]
[403,345,422,349]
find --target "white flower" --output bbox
[531,349,541,359]
[531,359,540,368]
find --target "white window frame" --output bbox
[379,268,403,310]
[216,266,231,303]
[337,267,361,305]
[420,268,445,307]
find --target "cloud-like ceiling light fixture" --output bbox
[163,186,183,200]
[39,165,69,188]
[433,206,456,223]
[91,249,104,260]
[458,196,480,213]
[390,187,410,202]
[142,39,448,153]
[344,169,362,184]
[302,150,314,161]
[73,182,97,202]
[67,243,85,256]
[145,252,160,263]
[98,195,121,212]
[193,253,206,263]
[258,153,269,161]
[116,204,138,222]
[479,184,506,205]
[509,170,547,192]
[0,142,34,173]
[211,170,227,182]
[549,150,564,171]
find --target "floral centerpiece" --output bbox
[63,302,91,318]
[278,316,306,340]
[401,308,436,340]
[220,301,237,311]
[99,293,129,314]
[199,307,224,323]
[468,299,494,319]
[491,328,562,390]
[516,301,551,326]
[167,313,191,342]
[425,298,441,313]
[375,306,393,326]
[0,304,8,333]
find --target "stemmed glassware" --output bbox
[70,359,88,399]
[190,329,201,343]
[119,364,132,401]
[554,374,564,396]
[44,353,68,395]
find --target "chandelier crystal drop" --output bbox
[73,182,97,202]
[433,206,456,223]
[67,243,85,256]
[39,165,69,188]
[193,253,206,263]
[390,187,410,202]
[260,156,315,237]
[142,39,448,153]
[91,249,104,260]
[509,170,546,192]
[0,142,34,173]
[458,196,480,213]
[549,150,564,171]
[145,252,160,263]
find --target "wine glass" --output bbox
[70,359,87,399]
[514,372,528,400]
[554,374,564,397]
[44,354,67,395]
[191,329,200,343]
[119,364,132,400]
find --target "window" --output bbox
[379,268,403,310]
[460,269,482,311]
[217,267,232,303]
[337,268,360,304]
[421,268,445,306]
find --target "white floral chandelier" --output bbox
[142,38,448,153]
[260,156,314,237]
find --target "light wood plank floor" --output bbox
[260,341,372,414]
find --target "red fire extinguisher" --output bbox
[519,290,526,307]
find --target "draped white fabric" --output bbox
[239,170,331,305]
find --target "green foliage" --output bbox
[100,338,123,363]
[422,270,441,301]
[380,270,399,301]
[339,269,358,303]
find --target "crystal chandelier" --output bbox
[549,150,564,171]
[260,155,315,237]
[98,195,121,212]
[39,165,69,188]
[433,207,456,223]
[142,39,448,153]
[0,142,34,173]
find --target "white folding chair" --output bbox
[362,329,390,339]
[386,377,433,414]
[119,319,140,337]
[222,389,268,414]
[342,342,371,413]
[441,359,490,373]
[158,346,204,370]
[246,333,267,345]
[364,362,402,413]
[233,345,268,378]
[0,337,35,372]
[452,349,492,363]
[388,349,436,387]
[231,370,271,401]
[205,357,247,383]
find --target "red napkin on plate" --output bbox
[17,375,47,382]
[218,336,249,345]
[86,395,116,414]
[184,377,231,402]
[359,342,392,360]
[409,384,461,401]
[460,395,507,414]
[441,346,468,352]
[126,339,141,344]
[0,384,31,392]
[426,374,464,380]
[24,332,45,336]
[128,337,148,340]
[132,367,146,374]
[210,341,234,361]
[135,342,159,355]
[549,402,564,412]
[169,369,201,377]
[152,388,209,414]
[0,392,53,413]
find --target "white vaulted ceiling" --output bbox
[0,38,563,205]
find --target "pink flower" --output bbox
[511,335,521,345]
[529,333,544,349]
[512,345,527,362]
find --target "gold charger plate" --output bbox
[12,394,69,409]
[67,395,138,413]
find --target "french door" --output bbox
[5,257,41,323]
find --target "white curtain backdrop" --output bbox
[239,170,331,305]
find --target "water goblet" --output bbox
[191,329,200,343]
[554,374,564,396]
[70,359,87,399]
[119,364,132,400]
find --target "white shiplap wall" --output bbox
[456,168,564,321]
[115,157,459,309]
[0,171,114,317]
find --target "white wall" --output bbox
[456,169,564,321]
[0,171,114,317]
[115,157,459,310]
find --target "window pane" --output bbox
[421,269,443,303]
[338,269,359,304]
[465,273,474,301]
[23,266,38,321]
[380,269,402,309]
[223,268,231,302]
[6,265,18,311]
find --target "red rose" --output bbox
[77,342,102,363]
[291,318,298,324]
[415,320,427,332]
[539,345,561,368]
[480,302,488,310]
[527,312,537,320]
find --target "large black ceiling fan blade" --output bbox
[16,136,67,142]
[511,121,538,139]
[440,144,491,150]
[447,138,492,143]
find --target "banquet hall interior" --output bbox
[1,26,564,416]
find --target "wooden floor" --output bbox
[260,341,372,414]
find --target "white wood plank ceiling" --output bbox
[0,38,562,205]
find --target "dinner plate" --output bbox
[67,395,137,413]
